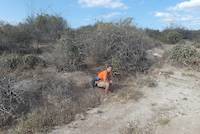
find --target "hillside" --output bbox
[1,14,200,134]
[51,57,200,134]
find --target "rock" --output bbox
[153,53,162,58]
[68,122,78,128]
[75,113,86,120]
[183,97,188,101]
[87,108,103,114]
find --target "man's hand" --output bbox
[109,80,113,84]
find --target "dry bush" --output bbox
[12,79,100,134]
[120,120,154,134]
[83,22,154,73]
[0,23,34,54]
[25,13,68,42]
[53,31,85,72]
[0,54,22,70]
[162,30,183,44]
[192,41,200,48]
[13,105,75,133]
[0,72,101,133]
[22,55,46,69]
[120,125,140,134]
[169,45,200,70]
[0,14,68,55]
[0,75,18,128]
[0,54,46,70]
[146,28,194,44]
[55,19,156,74]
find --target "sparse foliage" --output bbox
[0,14,68,54]
[146,27,200,44]
[0,73,100,133]
[169,45,200,70]
[56,20,155,74]
[1,13,200,134]
[0,54,46,70]
[164,30,183,44]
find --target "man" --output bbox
[93,66,113,94]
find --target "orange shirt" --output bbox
[98,70,111,81]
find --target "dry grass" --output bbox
[181,72,198,78]
[109,73,158,103]
[119,121,153,134]
[159,71,174,78]
[120,122,141,134]
[115,88,144,102]
[12,91,101,134]
[0,70,101,134]
[137,76,158,88]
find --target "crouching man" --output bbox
[93,65,113,94]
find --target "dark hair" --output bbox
[106,65,112,68]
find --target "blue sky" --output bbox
[0,0,200,29]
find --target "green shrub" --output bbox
[146,28,190,44]
[145,28,162,41]
[192,42,200,48]
[54,32,85,72]
[58,20,155,73]
[0,14,68,54]
[164,31,183,44]
[23,55,46,69]
[111,56,121,75]
[26,13,68,42]
[0,24,34,54]
[169,45,200,70]
[0,54,22,69]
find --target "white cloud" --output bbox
[78,0,127,9]
[155,0,200,29]
[172,0,200,10]
[155,12,176,23]
[98,12,122,19]
[155,12,171,17]
[155,11,200,24]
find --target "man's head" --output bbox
[106,65,112,73]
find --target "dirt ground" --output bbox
[49,63,200,134]
[49,45,200,134]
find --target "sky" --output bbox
[0,0,200,30]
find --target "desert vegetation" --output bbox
[0,13,200,134]
[168,44,200,70]
[146,27,200,44]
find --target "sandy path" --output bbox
[50,65,200,134]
